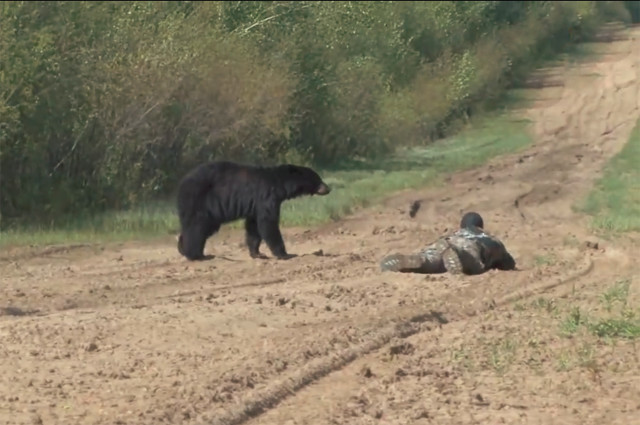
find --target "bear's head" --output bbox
[280,164,331,199]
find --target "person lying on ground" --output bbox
[380,212,516,275]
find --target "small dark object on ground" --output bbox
[409,200,422,218]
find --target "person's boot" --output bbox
[380,253,425,272]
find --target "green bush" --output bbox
[0,1,633,228]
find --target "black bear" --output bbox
[176,160,331,261]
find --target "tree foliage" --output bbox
[0,1,633,225]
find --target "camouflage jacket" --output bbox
[420,226,515,275]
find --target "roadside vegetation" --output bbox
[1,1,637,247]
[580,118,640,235]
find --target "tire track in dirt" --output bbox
[209,253,596,425]
[264,270,638,425]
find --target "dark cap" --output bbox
[460,212,484,229]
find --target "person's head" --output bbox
[460,211,484,229]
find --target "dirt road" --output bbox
[1,25,639,425]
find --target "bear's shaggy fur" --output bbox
[176,161,331,261]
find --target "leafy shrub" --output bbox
[0,1,632,226]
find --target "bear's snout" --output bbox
[316,183,331,195]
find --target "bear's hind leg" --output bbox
[179,219,220,261]
[179,226,207,260]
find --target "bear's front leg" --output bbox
[245,217,268,259]
[256,212,296,260]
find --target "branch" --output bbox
[114,101,161,141]
[239,3,315,34]
[49,118,93,177]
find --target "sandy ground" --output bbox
[1,24,640,425]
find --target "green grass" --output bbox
[601,279,631,312]
[534,254,557,266]
[556,279,640,341]
[451,276,640,377]
[589,317,640,339]
[0,111,534,249]
[283,112,533,225]
[579,118,640,234]
[488,336,518,374]
[0,202,179,248]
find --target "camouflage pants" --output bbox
[380,237,486,275]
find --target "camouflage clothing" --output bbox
[380,225,515,275]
